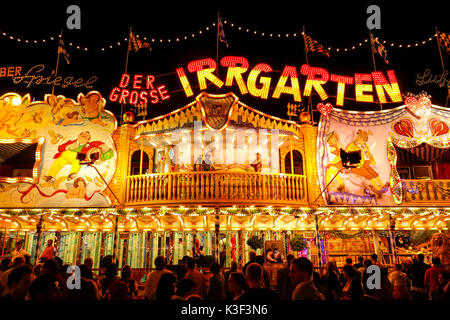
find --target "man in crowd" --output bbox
[408,253,430,300]
[11,241,29,260]
[242,250,257,275]
[239,263,280,301]
[40,239,56,261]
[425,257,450,300]
[1,266,33,300]
[144,256,173,300]
[183,257,208,298]
[289,257,324,300]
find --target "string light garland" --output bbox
[0,19,439,54]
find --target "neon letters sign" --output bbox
[176,56,403,106]
[109,73,170,105]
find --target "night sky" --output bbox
[1,1,448,123]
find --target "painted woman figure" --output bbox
[65,177,87,199]
[346,129,385,192]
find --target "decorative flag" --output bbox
[371,36,389,64]
[304,33,330,57]
[58,39,70,64]
[218,17,229,47]
[129,31,152,52]
[438,32,450,54]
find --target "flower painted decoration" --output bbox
[429,118,449,136]
[393,119,414,138]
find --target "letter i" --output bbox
[176,67,194,97]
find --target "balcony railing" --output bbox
[125,171,307,206]
[402,179,450,204]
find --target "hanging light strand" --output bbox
[0,21,438,54]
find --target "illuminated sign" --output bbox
[0,65,22,78]
[176,56,403,106]
[108,73,170,105]
[11,64,98,89]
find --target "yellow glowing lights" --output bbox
[187,58,224,90]
[176,67,194,97]
[247,63,273,99]
[300,64,329,100]
[330,74,354,106]
[371,70,403,103]
[272,65,302,102]
[355,73,374,102]
[221,56,249,95]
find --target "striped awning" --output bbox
[396,143,450,165]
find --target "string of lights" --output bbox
[222,19,437,52]
[0,19,439,54]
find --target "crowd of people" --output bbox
[0,239,449,301]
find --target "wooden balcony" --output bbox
[402,179,450,205]
[125,171,308,206]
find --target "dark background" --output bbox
[0,0,448,123]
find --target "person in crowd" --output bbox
[41,258,59,277]
[0,258,11,295]
[100,263,119,297]
[242,250,257,275]
[192,238,203,265]
[360,259,376,297]
[172,278,197,300]
[83,257,99,284]
[425,257,450,300]
[239,262,280,301]
[289,257,324,300]
[145,256,172,300]
[345,258,353,266]
[437,272,450,300]
[277,253,295,300]
[321,261,340,300]
[206,262,226,300]
[183,257,208,298]
[40,239,56,261]
[340,265,363,301]
[354,256,364,270]
[11,241,29,260]
[389,263,410,300]
[224,261,238,283]
[255,255,271,288]
[29,274,62,300]
[312,263,322,289]
[266,247,276,263]
[379,267,393,300]
[0,266,33,300]
[0,256,25,293]
[54,257,63,270]
[154,272,177,300]
[0,258,11,273]
[108,265,136,300]
[227,272,247,300]
[371,253,381,266]
[64,264,99,300]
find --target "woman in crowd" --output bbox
[340,265,363,301]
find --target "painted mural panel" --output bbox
[0,91,117,207]
[317,103,450,205]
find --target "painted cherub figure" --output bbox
[78,92,107,127]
